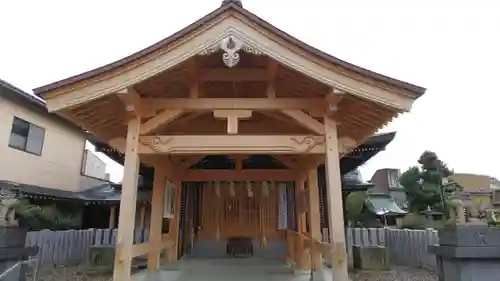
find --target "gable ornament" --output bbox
[198,34,263,67]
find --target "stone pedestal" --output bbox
[429,226,500,281]
[0,227,37,281]
[0,227,24,281]
[352,245,389,270]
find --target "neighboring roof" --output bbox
[0,180,151,204]
[0,78,46,108]
[340,132,396,174]
[33,1,425,97]
[449,173,494,193]
[342,169,374,191]
[0,78,82,132]
[367,193,407,216]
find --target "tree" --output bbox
[345,191,369,227]
[15,199,81,231]
[400,151,456,227]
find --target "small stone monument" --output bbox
[448,189,466,225]
[0,187,20,227]
[0,187,37,281]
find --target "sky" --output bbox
[1,0,499,183]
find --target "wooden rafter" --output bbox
[281,110,325,135]
[266,59,279,98]
[200,68,269,82]
[140,110,184,135]
[188,58,200,98]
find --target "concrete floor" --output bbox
[131,258,325,281]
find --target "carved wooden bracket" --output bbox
[213,109,252,134]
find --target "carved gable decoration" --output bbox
[198,34,263,67]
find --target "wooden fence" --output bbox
[25,229,149,268]
[323,227,439,270]
[25,227,439,270]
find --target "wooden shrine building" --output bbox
[33,1,425,280]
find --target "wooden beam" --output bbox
[131,238,174,259]
[272,155,298,169]
[326,89,345,107]
[200,68,269,82]
[140,110,184,135]
[281,110,325,134]
[113,117,141,281]
[323,116,349,281]
[182,169,295,181]
[138,135,326,154]
[180,156,204,169]
[213,109,252,134]
[144,98,325,111]
[116,88,156,118]
[338,137,357,155]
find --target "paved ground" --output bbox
[130,258,439,281]
[32,259,438,281]
[132,258,310,281]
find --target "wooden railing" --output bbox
[285,230,346,270]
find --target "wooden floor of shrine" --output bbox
[131,258,328,281]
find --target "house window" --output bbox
[388,170,400,188]
[8,117,45,156]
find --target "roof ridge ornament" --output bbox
[221,0,243,8]
[198,34,263,68]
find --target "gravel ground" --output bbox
[30,265,114,281]
[349,267,438,281]
[32,265,438,281]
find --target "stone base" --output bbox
[352,245,389,271]
[133,270,181,281]
[0,227,29,281]
[310,269,326,281]
[430,226,500,281]
[293,269,311,275]
[89,245,115,271]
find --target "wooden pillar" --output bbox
[112,117,141,281]
[109,205,116,229]
[147,164,167,271]
[324,117,350,281]
[294,179,309,272]
[307,167,322,270]
[168,178,182,260]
